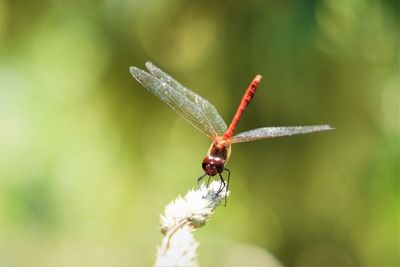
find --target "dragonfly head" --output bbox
[202,155,225,176]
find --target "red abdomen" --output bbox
[223,75,262,139]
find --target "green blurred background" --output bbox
[0,0,398,266]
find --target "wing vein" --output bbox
[130,65,226,138]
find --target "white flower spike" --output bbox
[154,181,229,267]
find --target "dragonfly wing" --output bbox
[230,125,333,144]
[130,66,218,138]
[145,62,227,135]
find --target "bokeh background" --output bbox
[0,0,398,266]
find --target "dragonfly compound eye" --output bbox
[202,156,225,176]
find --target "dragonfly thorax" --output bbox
[202,155,225,176]
[209,137,231,160]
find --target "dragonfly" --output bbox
[129,62,332,202]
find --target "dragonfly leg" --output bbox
[206,176,211,187]
[223,168,230,206]
[197,173,207,188]
[217,173,226,196]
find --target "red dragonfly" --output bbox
[130,62,332,198]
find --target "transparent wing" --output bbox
[144,62,227,135]
[230,125,333,144]
[130,65,224,138]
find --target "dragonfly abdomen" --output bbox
[223,75,262,139]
